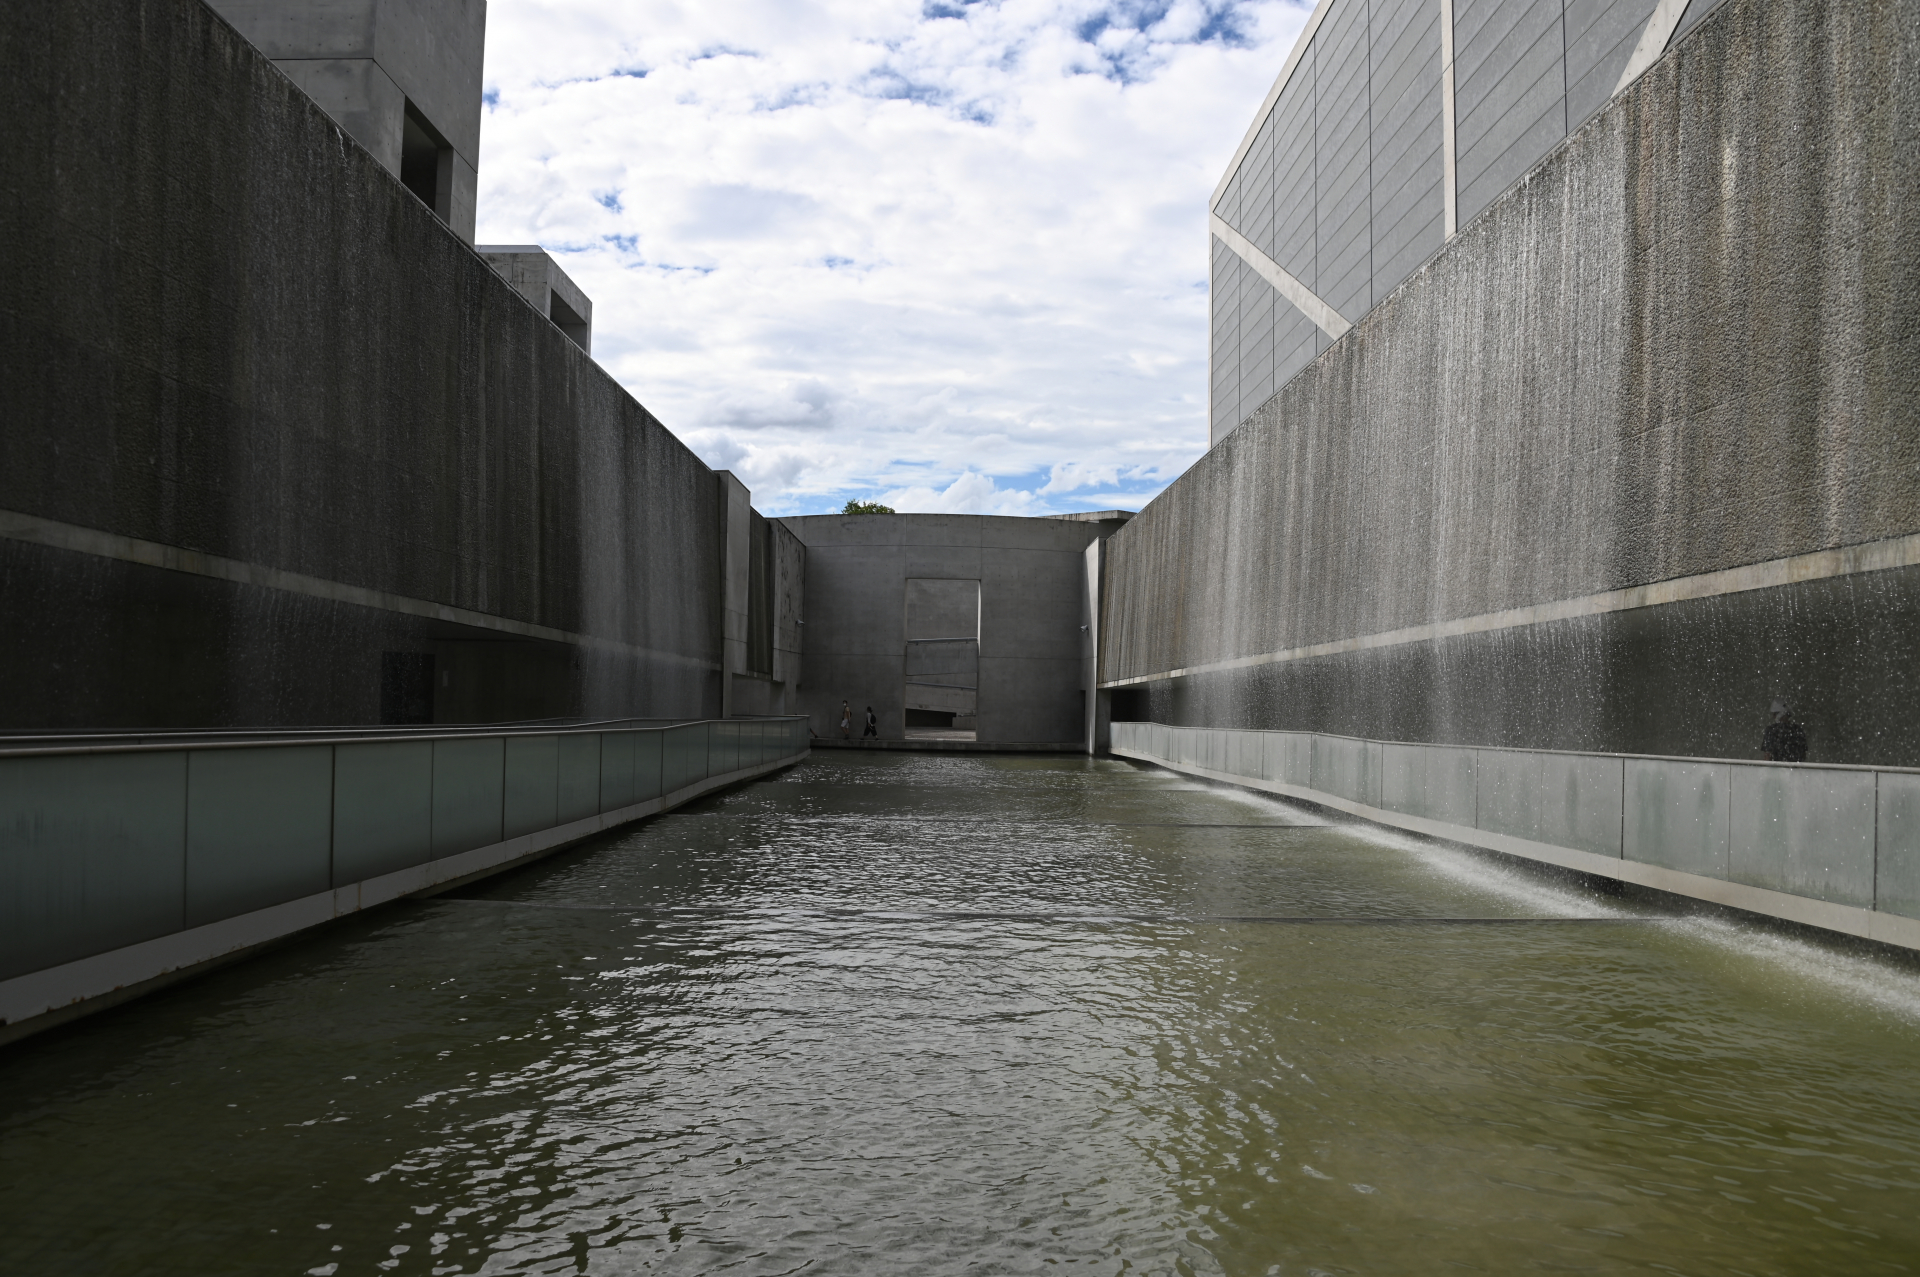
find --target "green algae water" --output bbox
[3,753,1919,1275]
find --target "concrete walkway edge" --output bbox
[1114,747,1920,954]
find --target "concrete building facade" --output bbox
[205,0,488,242]
[783,514,1131,747]
[0,0,789,730]
[1209,0,1733,443]
[477,247,594,353]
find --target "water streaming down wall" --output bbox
[1103,0,1920,766]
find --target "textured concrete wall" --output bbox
[784,514,1118,744]
[0,0,733,729]
[1109,0,1920,764]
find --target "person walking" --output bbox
[1760,701,1808,762]
[863,706,878,739]
[839,701,852,740]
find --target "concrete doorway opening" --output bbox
[904,578,978,740]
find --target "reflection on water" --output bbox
[2,753,1918,1275]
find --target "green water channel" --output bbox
[3,752,1918,1275]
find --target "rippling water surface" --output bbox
[4,753,1919,1275]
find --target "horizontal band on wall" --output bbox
[1101,531,1920,689]
[0,509,718,670]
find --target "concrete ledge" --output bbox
[1114,747,1920,954]
[0,749,808,1044]
[810,738,1085,753]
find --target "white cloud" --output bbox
[882,470,1046,515]
[476,0,1311,516]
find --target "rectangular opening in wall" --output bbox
[747,514,773,676]
[380,652,436,725]
[903,578,979,741]
[400,101,452,223]
[548,290,591,353]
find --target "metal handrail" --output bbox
[1111,721,1920,776]
[0,715,808,759]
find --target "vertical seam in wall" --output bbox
[1560,0,1570,137]
[1872,769,1881,911]
[327,745,338,894]
[1364,0,1373,314]
[180,751,193,931]
[1473,747,1481,834]
[1718,762,1731,879]
[1439,0,1456,237]
[1615,756,1626,857]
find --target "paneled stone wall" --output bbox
[1210,0,1736,442]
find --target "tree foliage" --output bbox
[841,499,896,515]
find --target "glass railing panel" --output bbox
[333,740,433,884]
[504,735,560,840]
[0,750,188,981]
[558,733,601,824]
[432,736,504,858]
[185,745,333,927]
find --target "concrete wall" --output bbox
[783,514,1125,745]
[0,0,789,730]
[206,0,486,240]
[0,716,810,1042]
[478,247,593,352]
[1108,0,1920,765]
[1111,722,1920,951]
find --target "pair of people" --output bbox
[838,701,878,739]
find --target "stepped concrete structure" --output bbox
[204,0,488,241]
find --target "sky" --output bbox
[475,0,1312,517]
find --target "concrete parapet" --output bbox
[1110,721,1920,951]
[477,247,594,352]
[0,718,811,1042]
